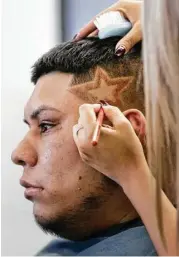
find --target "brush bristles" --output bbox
[94,11,127,30]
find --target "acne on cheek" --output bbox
[77,176,82,191]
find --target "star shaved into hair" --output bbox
[69,67,134,106]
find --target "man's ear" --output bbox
[123,109,146,145]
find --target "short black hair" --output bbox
[31,37,141,84]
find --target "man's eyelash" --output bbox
[38,122,56,133]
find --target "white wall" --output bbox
[2,0,61,255]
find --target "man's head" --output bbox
[12,37,145,240]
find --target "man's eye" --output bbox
[39,122,55,133]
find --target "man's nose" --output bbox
[11,138,38,167]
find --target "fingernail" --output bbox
[73,34,77,39]
[115,46,126,57]
[73,33,80,41]
[99,100,109,106]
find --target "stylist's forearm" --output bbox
[121,166,177,256]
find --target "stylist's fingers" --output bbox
[115,21,142,55]
[78,104,100,138]
[102,105,130,130]
[74,20,96,41]
[73,104,100,155]
[88,29,99,37]
[73,123,84,146]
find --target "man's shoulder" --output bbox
[78,224,157,256]
[36,224,157,256]
[36,239,77,256]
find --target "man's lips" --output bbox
[24,187,43,199]
[20,179,44,199]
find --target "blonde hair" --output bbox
[143,0,179,242]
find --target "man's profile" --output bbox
[11,37,157,256]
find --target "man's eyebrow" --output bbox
[23,105,62,124]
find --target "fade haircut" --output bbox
[31,37,144,114]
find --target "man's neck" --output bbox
[89,191,139,236]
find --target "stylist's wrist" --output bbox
[118,160,151,195]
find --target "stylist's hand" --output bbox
[74,0,142,55]
[73,104,148,188]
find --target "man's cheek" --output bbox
[39,146,57,166]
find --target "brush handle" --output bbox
[92,107,104,146]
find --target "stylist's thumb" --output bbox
[115,21,142,56]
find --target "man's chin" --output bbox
[34,212,90,240]
[33,200,94,241]
[32,203,66,237]
[32,193,109,240]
